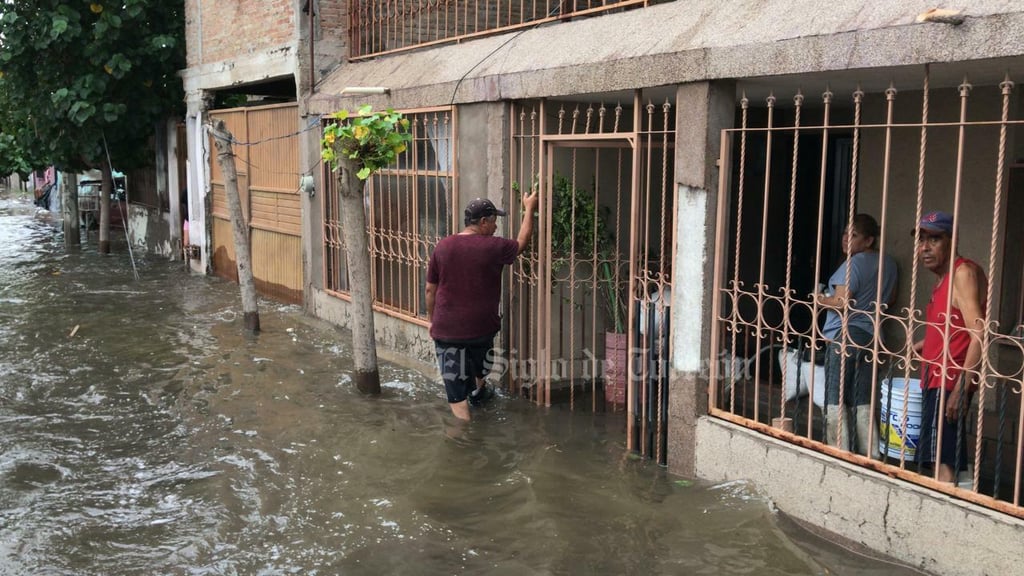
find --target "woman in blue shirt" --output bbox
[817,214,898,455]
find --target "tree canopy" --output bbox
[0,0,185,173]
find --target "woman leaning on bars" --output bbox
[816,214,898,455]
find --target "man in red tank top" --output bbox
[426,190,539,421]
[912,210,987,483]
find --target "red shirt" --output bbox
[921,257,984,390]
[427,233,518,341]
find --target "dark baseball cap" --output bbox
[915,210,954,236]
[464,198,507,221]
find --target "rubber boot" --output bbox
[854,407,878,459]
[825,405,849,451]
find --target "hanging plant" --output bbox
[321,105,411,180]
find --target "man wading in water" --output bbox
[426,188,539,421]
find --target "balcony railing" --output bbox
[349,0,658,60]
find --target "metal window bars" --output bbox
[348,0,659,60]
[323,107,457,323]
[709,66,1024,519]
[507,93,674,464]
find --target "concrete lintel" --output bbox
[696,417,1024,576]
[182,45,297,95]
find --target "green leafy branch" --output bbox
[321,105,412,180]
[516,174,626,334]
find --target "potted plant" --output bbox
[547,175,628,406]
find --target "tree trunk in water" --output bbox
[211,120,261,333]
[61,172,80,247]
[99,163,112,254]
[336,157,381,394]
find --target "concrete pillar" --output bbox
[167,118,183,260]
[297,0,320,310]
[185,90,212,273]
[299,105,321,310]
[457,102,509,218]
[667,80,735,478]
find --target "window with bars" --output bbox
[323,107,456,322]
[710,72,1024,516]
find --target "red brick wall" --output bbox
[315,1,349,60]
[185,0,297,67]
[318,0,347,40]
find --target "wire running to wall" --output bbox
[448,3,565,106]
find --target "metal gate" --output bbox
[506,94,674,462]
[209,103,303,304]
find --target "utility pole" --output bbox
[211,120,261,333]
[98,163,112,254]
[60,171,80,247]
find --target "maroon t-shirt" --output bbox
[427,233,518,341]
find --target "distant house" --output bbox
[179,0,333,301]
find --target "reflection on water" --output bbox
[0,192,917,575]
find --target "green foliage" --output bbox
[216,93,250,109]
[322,106,412,180]
[0,133,32,177]
[598,259,627,334]
[550,175,612,256]
[521,174,626,333]
[0,0,186,173]
[0,80,43,175]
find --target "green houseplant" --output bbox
[543,174,629,406]
[547,175,626,334]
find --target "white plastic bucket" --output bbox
[878,377,923,461]
[778,348,826,408]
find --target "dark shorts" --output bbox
[435,333,496,404]
[824,326,873,407]
[917,386,970,471]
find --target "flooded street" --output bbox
[0,192,916,575]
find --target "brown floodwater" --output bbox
[0,191,924,575]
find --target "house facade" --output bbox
[184,1,1024,573]
[180,0,346,298]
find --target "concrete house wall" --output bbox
[180,0,349,278]
[181,0,301,275]
[258,1,1024,573]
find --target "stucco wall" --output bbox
[696,418,1024,576]
[310,1,1024,114]
[310,289,436,367]
[314,0,348,73]
[127,204,174,258]
[457,102,508,214]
